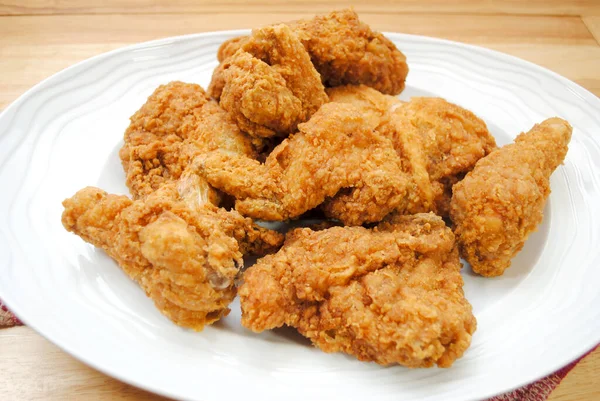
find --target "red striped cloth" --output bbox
[0,298,595,399]
[0,299,20,327]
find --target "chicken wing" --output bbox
[216,9,409,95]
[208,24,328,139]
[62,184,283,330]
[196,102,410,225]
[239,213,476,368]
[120,81,258,201]
[450,118,572,277]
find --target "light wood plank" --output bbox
[0,326,170,401]
[0,0,599,17]
[0,14,598,109]
[583,16,600,44]
[548,346,600,401]
[0,13,593,46]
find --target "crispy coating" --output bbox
[217,9,409,95]
[239,213,476,368]
[326,83,401,114]
[293,9,408,95]
[208,24,328,139]
[61,185,283,330]
[217,36,248,62]
[450,118,572,277]
[120,81,258,201]
[324,86,435,220]
[216,36,247,62]
[327,85,497,218]
[395,97,496,199]
[196,103,409,225]
[392,97,496,216]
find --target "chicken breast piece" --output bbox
[239,213,476,368]
[327,85,497,218]
[395,97,497,216]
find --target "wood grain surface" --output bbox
[1,1,599,400]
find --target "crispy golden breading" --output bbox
[208,24,328,139]
[293,9,408,95]
[61,185,283,330]
[239,213,476,368]
[324,86,435,220]
[216,36,247,62]
[327,85,497,218]
[217,36,248,63]
[395,97,497,215]
[196,103,410,225]
[120,81,258,202]
[450,118,572,277]
[325,84,401,122]
[217,9,409,95]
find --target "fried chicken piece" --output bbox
[239,213,476,368]
[217,9,408,95]
[216,35,247,62]
[327,85,496,217]
[120,81,258,201]
[61,185,283,330]
[293,9,408,95]
[196,103,409,225]
[324,85,435,220]
[208,24,328,139]
[217,37,248,62]
[326,83,401,114]
[450,118,572,277]
[395,97,496,216]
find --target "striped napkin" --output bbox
[0,298,594,400]
[0,299,20,327]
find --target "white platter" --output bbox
[0,30,599,401]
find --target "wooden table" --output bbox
[1,1,599,400]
